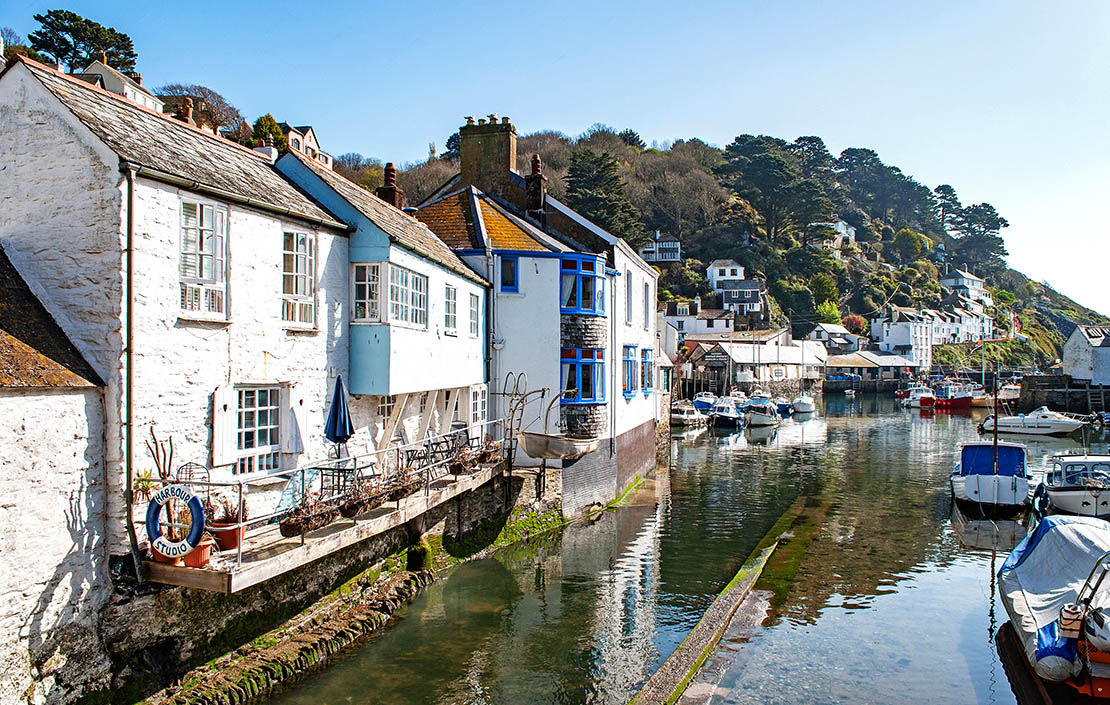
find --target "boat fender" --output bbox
[1059,603,1084,639]
[145,484,206,559]
[1033,620,1081,681]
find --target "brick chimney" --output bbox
[94,49,109,66]
[459,114,516,200]
[525,153,546,224]
[174,96,194,124]
[253,132,278,163]
[375,162,405,209]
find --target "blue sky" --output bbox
[4,0,1107,312]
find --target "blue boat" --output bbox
[709,397,746,428]
[692,391,717,415]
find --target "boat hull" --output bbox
[791,397,816,414]
[935,396,973,410]
[516,432,599,460]
[747,412,780,427]
[1046,487,1110,519]
[709,413,744,428]
[981,419,1086,436]
[951,474,1030,516]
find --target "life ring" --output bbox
[145,484,206,558]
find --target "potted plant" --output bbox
[209,497,248,551]
[476,436,500,464]
[448,447,479,475]
[184,532,216,568]
[386,467,422,501]
[339,477,385,518]
[279,492,338,538]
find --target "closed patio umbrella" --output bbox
[324,375,355,447]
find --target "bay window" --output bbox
[352,264,380,321]
[179,200,228,318]
[641,349,654,393]
[560,256,605,315]
[387,265,428,327]
[282,230,315,327]
[561,348,605,403]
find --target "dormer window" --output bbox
[291,137,300,150]
[677,304,689,316]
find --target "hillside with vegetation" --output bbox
[390,125,1106,367]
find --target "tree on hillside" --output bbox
[618,128,646,150]
[717,135,804,245]
[790,136,835,186]
[334,153,384,191]
[808,272,838,306]
[29,9,138,71]
[566,149,646,246]
[953,202,1008,239]
[843,313,868,335]
[790,178,834,246]
[2,26,47,63]
[251,114,287,151]
[892,228,924,264]
[1,27,21,47]
[156,83,247,137]
[815,299,841,324]
[934,184,962,232]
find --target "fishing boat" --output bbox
[670,403,706,427]
[708,397,746,428]
[902,385,935,408]
[691,391,717,415]
[774,396,794,415]
[998,383,1022,402]
[980,406,1091,436]
[998,515,1110,695]
[744,396,780,427]
[949,441,1031,516]
[935,382,974,410]
[1036,454,1110,519]
[791,393,816,414]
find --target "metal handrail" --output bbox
[140,417,506,568]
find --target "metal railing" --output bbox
[139,418,506,569]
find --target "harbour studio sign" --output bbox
[145,484,206,558]
[697,346,787,380]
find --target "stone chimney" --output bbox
[174,96,194,124]
[694,295,702,314]
[253,132,278,163]
[459,113,516,200]
[128,71,143,86]
[525,153,546,223]
[375,162,405,210]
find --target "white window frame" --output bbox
[282,230,316,329]
[625,270,633,323]
[644,282,651,330]
[388,265,428,328]
[469,293,480,337]
[470,384,488,429]
[444,284,458,334]
[179,199,229,320]
[352,263,381,322]
[235,386,281,475]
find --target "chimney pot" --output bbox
[501,116,510,125]
[465,116,475,125]
[477,118,486,126]
[531,153,542,175]
[95,49,108,65]
[264,132,274,148]
[487,114,498,124]
[383,162,397,187]
[375,162,405,210]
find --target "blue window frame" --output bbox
[641,349,654,393]
[560,256,605,315]
[622,345,637,398]
[500,256,518,293]
[560,348,605,403]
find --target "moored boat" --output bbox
[774,396,794,415]
[708,397,746,428]
[902,385,935,408]
[998,515,1110,694]
[791,393,816,414]
[949,441,1031,516]
[1037,454,1110,519]
[691,391,717,415]
[998,383,1021,402]
[744,396,780,427]
[980,406,1091,436]
[670,403,706,427]
[935,382,974,410]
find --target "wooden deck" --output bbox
[143,464,504,593]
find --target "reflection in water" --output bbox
[272,398,1110,705]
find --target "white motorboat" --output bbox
[998,383,1021,402]
[691,391,717,415]
[1037,454,1110,519]
[844,389,856,398]
[670,403,706,427]
[744,396,780,427]
[709,397,745,428]
[774,396,794,415]
[980,406,1090,436]
[902,385,935,408]
[516,432,599,460]
[949,441,1031,516]
[998,516,1110,694]
[791,394,816,414]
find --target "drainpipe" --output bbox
[609,264,617,456]
[122,166,144,582]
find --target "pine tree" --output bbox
[28,9,138,72]
[251,114,287,151]
[566,149,646,247]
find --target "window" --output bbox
[707,319,715,329]
[644,283,651,329]
[388,265,428,327]
[470,385,488,426]
[444,284,457,333]
[730,268,738,276]
[625,270,633,323]
[641,349,654,393]
[677,304,689,316]
[677,320,684,331]
[622,346,638,398]
[179,200,228,318]
[718,268,726,276]
[500,256,518,292]
[560,257,605,315]
[292,137,300,150]
[352,264,381,321]
[282,231,315,327]
[469,293,480,337]
[377,395,396,419]
[236,387,281,475]
[561,349,605,403]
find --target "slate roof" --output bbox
[284,152,486,285]
[1078,326,1110,348]
[9,56,342,229]
[826,353,878,368]
[0,246,101,388]
[696,308,735,321]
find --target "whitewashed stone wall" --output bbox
[0,389,109,705]
[611,242,659,437]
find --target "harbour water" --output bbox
[270,395,1110,705]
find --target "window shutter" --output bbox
[282,384,308,453]
[212,384,238,466]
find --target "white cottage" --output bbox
[415,117,659,515]
[1064,325,1110,386]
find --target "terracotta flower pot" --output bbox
[210,523,244,551]
[152,548,182,566]
[184,536,216,568]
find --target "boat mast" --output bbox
[992,368,999,476]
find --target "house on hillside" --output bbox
[808,219,857,253]
[704,259,769,323]
[280,123,333,169]
[805,322,863,354]
[662,297,739,341]
[413,115,659,515]
[1063,325,1110,386]
[940,268,993,308]
[706,259,744,290]
[638,230,682,263]
[71,55,163,111]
